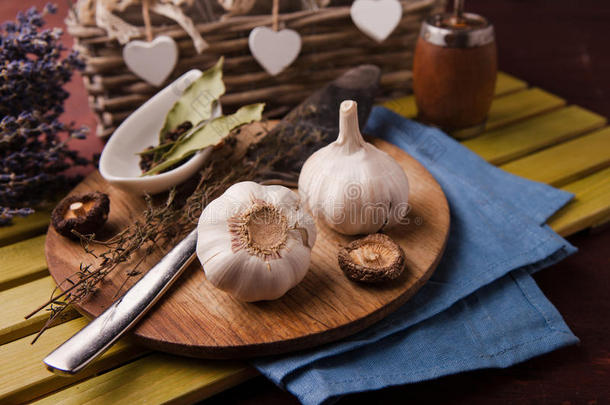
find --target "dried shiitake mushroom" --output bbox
[338,233,405,283]
[51,192,110,238]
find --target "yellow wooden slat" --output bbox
[384,88,566,140]
[453,87,566,139]
[463,106,607,165]
[33,354,256,405]
[0,276,80,345]
[0,235,48,291]
[591,214,610,230]
[494,72,528,96]
[0,210,50,248]
[382,71,529,119]
[382,95,417,119]
[549,167,610,236]
[0,317,145,405]
[500,127,610,187]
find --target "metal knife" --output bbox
[44,229,198,375]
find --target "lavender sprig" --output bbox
[0,3,89,226]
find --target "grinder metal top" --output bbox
[420,8,495,49]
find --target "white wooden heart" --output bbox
[123,36,178,87]
[350,0,403,43]
[248,26,302,76]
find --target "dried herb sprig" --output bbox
[26,118,313,341]
[27,187,185,342]
[31,127,325,339]
[0,4,89,225]
[29,64,381,340]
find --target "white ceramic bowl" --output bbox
[99,69,221,195]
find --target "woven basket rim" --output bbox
[66,0,438,39]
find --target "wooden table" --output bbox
[1,2,609,404]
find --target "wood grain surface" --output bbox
[45,132,449,359]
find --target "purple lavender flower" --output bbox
[0,4,89,226]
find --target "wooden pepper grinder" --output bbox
[413,0,497,134]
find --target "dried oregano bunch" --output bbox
[0,4,89,225]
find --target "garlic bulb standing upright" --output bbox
[196,181,316,302]
[298,100,410,235]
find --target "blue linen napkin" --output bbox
[253,107,579,404]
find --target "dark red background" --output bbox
[3,1,608,403]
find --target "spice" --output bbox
[137,58,264,176]
[139,122,193,173]
[141,103,264,176]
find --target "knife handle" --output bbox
[44,229,198,375]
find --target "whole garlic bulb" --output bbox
[298,100,410,235]
[196,181,317,302]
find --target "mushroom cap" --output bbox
[338,233,405,283]
[51,192,110,238]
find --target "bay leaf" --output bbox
[159,57,226,142]
[144,103,265,176]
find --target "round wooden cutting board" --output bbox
[46,137,450,359]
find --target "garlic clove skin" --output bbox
[196,181,316,302]
[298,100,409,235]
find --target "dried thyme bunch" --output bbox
[27,121,311,341]
[0,4,89,225]
[28,64,381,340]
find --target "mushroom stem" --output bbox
[338,233,405,283]
[69,202,86,217]
[362,249,380,263]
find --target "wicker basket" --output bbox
[66,0,445,137]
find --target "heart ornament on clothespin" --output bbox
[248,0,302,76]
[122,0,178,86]
[249,27,301,76]
[123,36,178,86]
[350,0,403,43]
